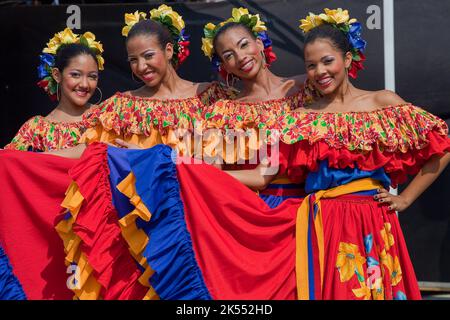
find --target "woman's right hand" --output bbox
[43,143,87,159]
[211,162,223,170]
[113,139,142,149]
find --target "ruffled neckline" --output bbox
[202,87,305,132]
[38,105,100,127]
[285,103,450,186]
[86,81,236,138]
[113,81,222,103]
[281,103,449,152]
[293,103,411,115]
[221,87,304,107]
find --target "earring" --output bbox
[93,87,103,105]
[261,51,267,68]
[56,82,60,101]
[131,72,142,83]
[226,72,236,87]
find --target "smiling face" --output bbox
[52,53,99,107]
[304,38,352,95]
[126,34,173,87]
[214,25,265,80]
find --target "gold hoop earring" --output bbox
[56,82,60,101]
[261,51,267,68]
[226,73,236,88]
[93,87,103,105]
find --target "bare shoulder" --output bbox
[293,100,321,112]
[372,90,407,108]
[195,81,214,94]
[287,74,307,86]
[121,89,143,97]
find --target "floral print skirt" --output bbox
[319,195,421,300]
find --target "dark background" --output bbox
[0,0,449,284]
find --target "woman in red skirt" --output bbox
[282,8,450,300]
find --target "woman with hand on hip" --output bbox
[283,8,450,299]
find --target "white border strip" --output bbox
[383,0,398,196]
[383,0,396,91]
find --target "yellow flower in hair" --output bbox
[299,13,323,33]
[43,37,60,54]
[125,10,147,25]
[149,4,171,19]
[218,18,233,29]
[252,14,267,32]
[58,28,79,44]
[166,11,185,32]
[150,4,185,32]
[122,11,147,37]
[205,22,216,32]
[43,28,79,54]
[231,7,250,21]
[201,37,213,59]
[96,55,105,70]
[320,8,357,25]
[82,31,104,53]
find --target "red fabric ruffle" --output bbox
[66,142,147,299]
[288,131,450,186]
[177,160,302,299]
[0,150,77,299]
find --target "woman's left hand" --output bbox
[374,188,411,212]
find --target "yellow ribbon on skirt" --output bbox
[296,178,384,300]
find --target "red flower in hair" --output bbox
[348,52,365,79]
[263,46,277,66]
[177,41,190,66]
[37,79,48,89]
[48,93,57,102]
[37,79,57,101]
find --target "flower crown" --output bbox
[299,8,367,79]
[201,7,277,79]
[122,5,190,68]
[37,28,104,101]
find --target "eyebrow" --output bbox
[305,55,335,63]
[221,37,248,55]
[236,37,247,46]
[128,49,156,58]
[68,69,98,74]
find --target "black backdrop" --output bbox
[0,0,449,284]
